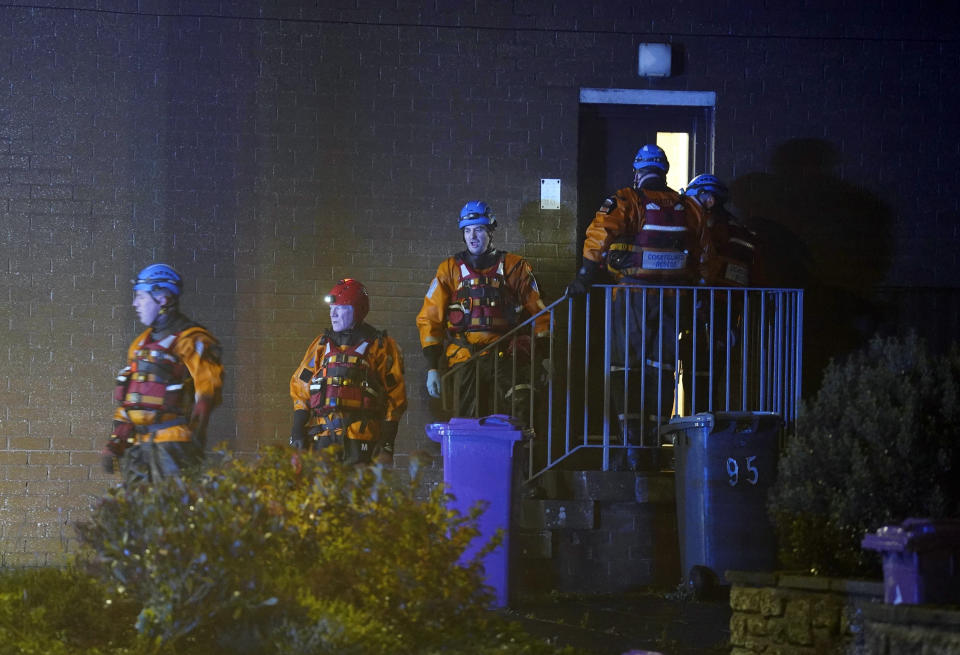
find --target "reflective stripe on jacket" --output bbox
[583,186,703,284]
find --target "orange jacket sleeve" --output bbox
[173,326,224,406]
[503,253,550,336]
[371,334,408,422]
[416,257,457,350]
[681,194,705,279]
[289,333,324,412]
[582,187,641,264]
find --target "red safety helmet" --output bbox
[324,278,369,324]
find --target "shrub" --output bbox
[0,565,137,655]
[768,334,960,577]
[75,446,574,655]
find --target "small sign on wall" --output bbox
[540,178,560,210]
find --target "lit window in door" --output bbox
[656,132,689,191]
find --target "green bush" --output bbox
[75,446,575,655]
[0,565,137,655]
[768,334,960,577]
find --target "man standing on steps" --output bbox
[416,200,550,425]
[566,145,703,469]
[684,173,768,412]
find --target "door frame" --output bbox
[579,87,717,174]
[575,88,718,255]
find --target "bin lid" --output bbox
[712,411,783,434]
[662,412,714,434]
[424,414,532,444]
[662,411,783,435]
[861,518,960,553]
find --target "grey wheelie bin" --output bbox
[663,411,782,591]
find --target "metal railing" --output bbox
[439,284,803,480]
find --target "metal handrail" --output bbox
[438,285,804,481]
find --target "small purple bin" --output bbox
[425,414,530,608]
[862,518,960,605]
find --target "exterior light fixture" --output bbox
[638,43,672,77]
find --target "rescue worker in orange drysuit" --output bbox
[687,174,765,289]
[102,264,224,485]
[567,145,703,469]
[684,174,766,412]
[289,278,407,466]
[416,201,549,423]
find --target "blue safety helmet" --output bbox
[132,263,183,297]
[684,174,729,204]
[632,144,669,173]
[458,201,497,230]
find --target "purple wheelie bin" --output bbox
[425,414,531,608]
[862,518,960,605]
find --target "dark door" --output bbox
[576,102,714,253]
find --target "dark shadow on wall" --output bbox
[730,138,895,397]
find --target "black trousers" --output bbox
[449,339,534,426]
[609,286,685,450]
[121,441,203,485]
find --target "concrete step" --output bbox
[513,468,682,595]
[515,498,595,530]
[537,469,675,503]
[514,529,553,560]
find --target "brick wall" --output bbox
[728,571,883,654]
[862,603,960,655]
[729,571,960,655]
[1,1,958,563]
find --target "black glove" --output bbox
[422,344,441,371]
[189,396,213,450]
[380,421,398,452]
[373,421,399,467]
[534,335,553,384]
[565,259,601,296]
[289,409,309,450]
[100,422,133,474]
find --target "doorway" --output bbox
[576,88,716,250]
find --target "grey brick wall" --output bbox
[1,1,958,564]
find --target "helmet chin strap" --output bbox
[152,296,179,329]
[634,169,664,189]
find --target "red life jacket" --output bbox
[446,254,519,334]
[309,337,384,417]
[607,192,694,282]
[114,331,192,415]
